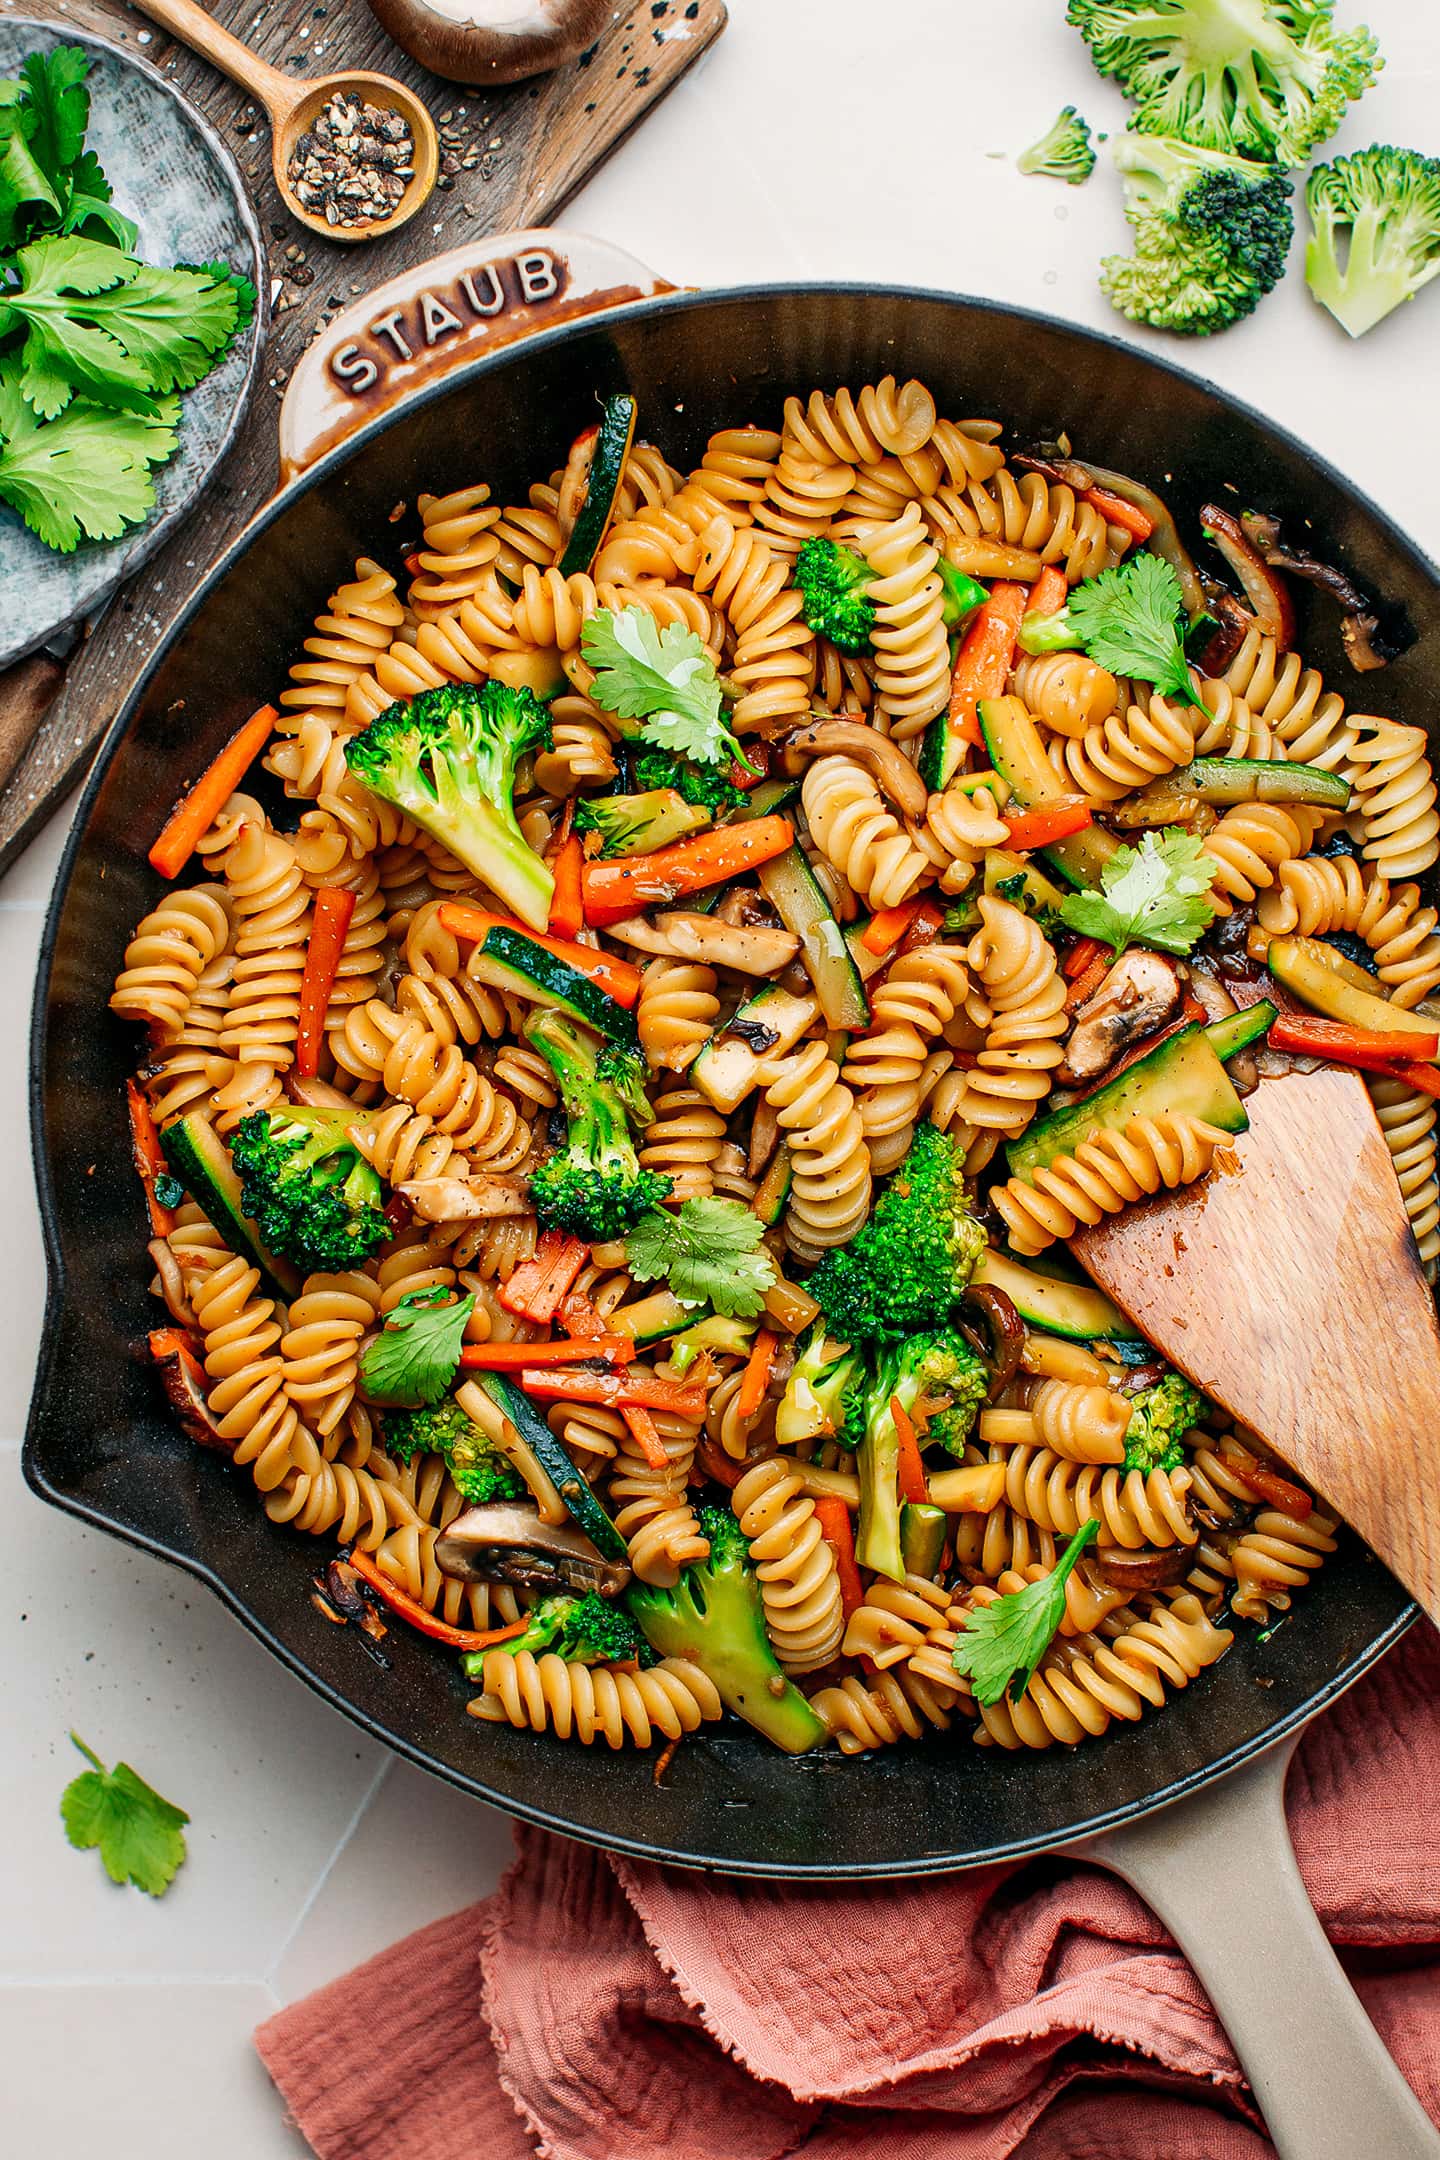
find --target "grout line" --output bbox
[262,1754,392,1992]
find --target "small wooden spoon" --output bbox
[1072,1064,1440,1626]
[125,0,439,243]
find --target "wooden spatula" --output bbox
[1071,1065,1440,1626]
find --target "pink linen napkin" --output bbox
[256,1622,1440,2160]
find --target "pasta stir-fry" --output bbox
[113,377,1436,1759]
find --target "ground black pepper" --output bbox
[287,92,415,229]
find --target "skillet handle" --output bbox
[1071,1733,1439,2160]
[276,228,674,483]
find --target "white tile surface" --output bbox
[3,0,1440,2151]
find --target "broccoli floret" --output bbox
[382,1397,524,1504]
[773,1324,864,1452]
[1018,105,1098,184]
[1123,1369,1206,1473]
[1101,133,1295,336]
[343,681,553,931]
[1067,0,1382,168]
[461,1590,653,1674]
[1305,146,1440,338]
[630,744,746,817]
[853,1333,990,1580]
[525,1008,672,1242]
[794,537,878,653]
[230,1107,385,1274]
[811,1123,986,1343]
[936,558,989,630]
[627,1507,827,1752]
[668,1313,757,1376]
[572,787,710,858]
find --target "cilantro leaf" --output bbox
[60,1732,189,1897]
[2,239,243,415]
[20,47,91,186]
[951,1520,1099,1705]
[624,1196,777,1318]
[59,151,137,251]
[1066,554,1201,709]
[0,106,61,249]
[0,362,177,550]
[1059,830,1220,958]
[581,607,752,773]
[358,1287,474,1407]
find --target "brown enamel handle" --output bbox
[276,229,675,483]
[124,0,302,122]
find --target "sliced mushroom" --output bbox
[959,1283,1024,1393]
[779,721,929,819]
[398,1175,532,1222]
[653,911,800,975]
[1191,591,1254,679]
[150,1331,229,1454]
[1199,504,1296,649]
[434,1501,632,1596]
[1058,953,1183,1087]
[1239,510,1413,673]
[286,1073,356,1110]
[1091,1546,1189,1592]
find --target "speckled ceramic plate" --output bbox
[0,17,265,670]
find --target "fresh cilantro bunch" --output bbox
[0,47,255,554]
[624,1196,777,1319]
[359,1287,475,1408]
[1060,829,1220,957]
[60,1732,189,1897]
[582,607,755,774]
[951,1520,1099,1705]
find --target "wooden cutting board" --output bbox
[0,0,726,877]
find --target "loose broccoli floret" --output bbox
[1305,146,1440,337]
[811,1123,986,1343]
[627,1507,827,1752]
[382,1397,524,1504]
[794,537,878,652]
[1101,133,1294,335]
[1067,0,1382,169]
[343,680,553,931]
[853,1333,991,1580]
[1018,105,1098,184]
[525,1008,672,1242]
[668,1312,757,1376]
[630,744,746,817]
[572,787,710,858]
[1123,1369,1206,1473]
[461,1590,653,1674]
[773,1323,864,1451]
[230,1107,385,1273]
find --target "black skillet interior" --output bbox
[26,286,1422,1876]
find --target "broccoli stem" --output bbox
[856,1405,904,1584]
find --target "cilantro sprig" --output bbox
[60,1732,189,1897]
[951,1520,1099,1705]
[0,357,176,549]
[581,607,754,773]
[359,1288,475,1408]
[1059,830,1220,958]
[624,1196,777,1319]
[1061,555,1202,708]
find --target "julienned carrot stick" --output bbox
[1064,953,1111,1013]
[1084,486,1156,543]
[548,833,586,941]
[1223,1448,1313,1519]
[814,1496,864,1620]
[498,1229,590,1323]
[1003,801,1092,852]
[890,1396,929,1506]
[948,584,1027,748]
[895,899,946,958]
[580,815,795,928]
[148,704,278,879]
[294,886,356,1079]
[861,901,922,956]
[518,1365,709,1418]
[1062,934,1108,981]
[344,1545,519,1650]
[1391,1061,1440,1101]
[126,1079,174,1235]
[436,903,641,1008]
[1267,1015,1440,1068]
[735,1329,778,1422]
[621,1404,670,1471]
[1026,565,1069,619]
[459,1337,634,1370]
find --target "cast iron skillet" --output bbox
[23,260,1438,2157]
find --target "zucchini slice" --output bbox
[690,985,819,1114]
[470,1369,627,1563]
[160,1112,300,1295]
[751,1140,793,1226]
[973,1249,1134,1341]
[1267,936,1439,1045]
[730,776,801,822]
[756,846,870,1029]
[463,923,638,1048]
[1141,756,1352,814]
[1007,1023,1248,1182]
[983,845,1070,917]
[610,1288,697,1347]
[979,695,1121,889]
[1204,1001,1276,1062]
[557,393,637,577]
